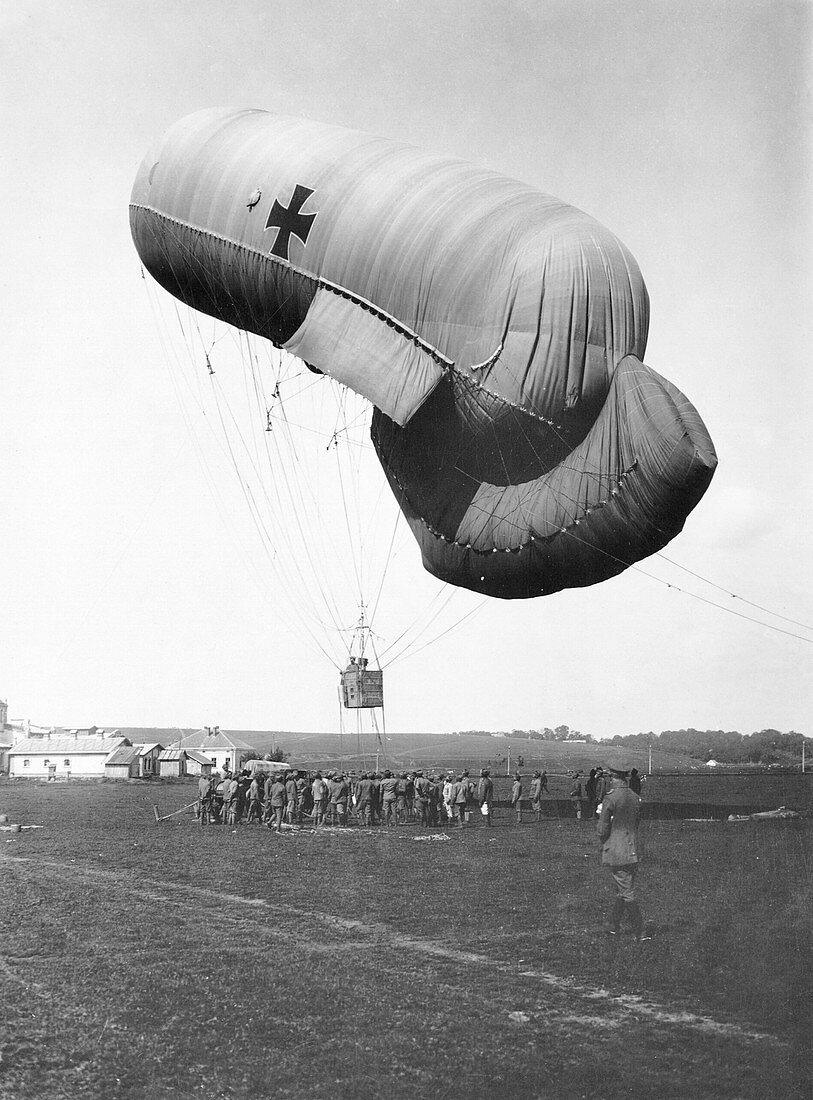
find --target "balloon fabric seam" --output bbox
[375,450,639,553]
[129,203,453,369]
[132,204,566,434]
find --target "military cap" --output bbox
[608,763,632,777]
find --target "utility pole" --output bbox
[648,742,653,774]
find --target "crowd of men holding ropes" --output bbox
[196,766,558,830]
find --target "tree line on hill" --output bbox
[451,725,592,742]
[605,728,809,766]
[451,726,809,766]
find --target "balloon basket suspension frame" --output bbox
[337,610,387,772]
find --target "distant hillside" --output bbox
[94,726,701,774]
[250,730,699,775]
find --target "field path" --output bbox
[2,852,782,1049]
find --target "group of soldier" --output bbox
[196,766,551,831]
[197,760,648,937]
[566,765,644,819]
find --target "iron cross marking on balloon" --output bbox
[264,184,317,260]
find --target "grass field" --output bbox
[0,779,810,1100]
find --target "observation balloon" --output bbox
[131,108,716,599]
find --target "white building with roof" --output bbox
[0,733,12,774]
[176,727,257,774]
[8,729,128,779]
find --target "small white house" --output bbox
[135,743,162,777]
[105,745,141,779]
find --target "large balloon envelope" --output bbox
[131,108,716,598]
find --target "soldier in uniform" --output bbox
[395,773,410,824]
[510,773,523,824]
[453,774,468,828]
[477,768,494,827]
[427,775,441,827]
[198,774,213,825]
[285,770,299,825]
[597,763,649,940]
[530,771,543,822]
[262,772,275,824]
[225,774,240,825]
[461,769,475,823]
[594,767,610,811]
[267,774,287,833]
[413,771,431,828]
[569,773,583,820]
[329,770,350,826]
[355,772,375,826]
[246,775,261,824]
[380,770,399,826]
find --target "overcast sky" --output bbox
[2,0,811,740]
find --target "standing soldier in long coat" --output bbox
[597,764,649,940]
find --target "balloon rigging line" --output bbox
[654,553,813,634]
[262,347,413,651]
[213,383,345,667]
[140,244,455,664]
[635,573,813,644]
[264,363,378,619]
[242,362,355,651]
[384,597,490,667]
[376,585,466,667]
[334,428,366,607]
[246,345,357,625]
[242,341,409,659]
[171,298,348,664]
[367,508,402,631]
[144,274,326,656]
[555,521,813,645]
[207,365,341,666]
[265,406,372,642]
[327,394,414,651]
